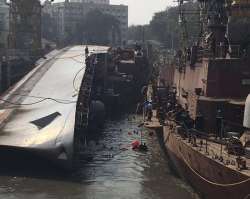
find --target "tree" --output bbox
[81,10,121,45]
[41,13,56,42]
[127,2,200,50]
[149,2,200,49]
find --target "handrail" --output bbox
[168,116,250,188]
[167,116,228,146]
[222,119,245,129]
[180,151,250,187]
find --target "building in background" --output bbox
[0,0,9,49]
[98,3,128,42]
[42,0,128,46]
[0,0,43,95]
[8,0,42,60]
[42,0,56,49]
[71,0,110,4]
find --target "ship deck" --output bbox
[145,111,250,177]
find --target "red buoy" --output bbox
[131,140,140,150]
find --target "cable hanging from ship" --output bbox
[73,66,86,92]
[0,64,88,107]
[0,54,91,107]
[180,151,250,187]
[0,97,77,106]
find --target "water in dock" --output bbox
[0,114,199,199]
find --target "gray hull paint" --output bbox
[0,46,109,169]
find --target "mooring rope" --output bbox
[180,150,250,187]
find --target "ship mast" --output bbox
[178,0,189,53]
[176,0,232,62]
[174,0,250,68]
[198,0,230,58]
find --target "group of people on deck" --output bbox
[151,87,204,132]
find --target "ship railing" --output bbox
[199,45,241,59]
[170,118,248,168]
[171,118,232,145]
[169,118,214,154]
[229,45,241,58]
[221,119,245,136]
[170,118,207,139]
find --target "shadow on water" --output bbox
[0,114,132,181]
[0,114,200,199]
[155,128,180,177]
[0,148,69,180]
[0,114,131,179]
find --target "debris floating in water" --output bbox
[138,123,144,127]
[132,140,140,150]
[120,147,129,151]
[139,143,148,152]
[131,140,148,152]
[149,132,154,136]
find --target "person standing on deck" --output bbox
[85,46,89,56]
[147,101,153,121]
[216,109,223,139]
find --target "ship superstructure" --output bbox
[173,0,250,132]
[146,1,250,199]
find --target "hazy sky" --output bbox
[43,0,175,25]
[110,0,175,25]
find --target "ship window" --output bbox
[30,112,61,130]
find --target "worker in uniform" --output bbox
[195,112,204,131]
[147,101,153,121]
[158,106,165,125]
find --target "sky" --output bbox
[42,0,175,26]
[110,0,174,25]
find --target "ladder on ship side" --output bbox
[74,55,96,166]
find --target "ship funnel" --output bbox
[243,94,250,128]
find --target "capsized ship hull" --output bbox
[0,45,109,169]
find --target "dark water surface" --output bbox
[0,115,199,199]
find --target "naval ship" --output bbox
[91,45,152,113]
[147,1,250,198]
[0,46,109,170]
[0,44,150,170]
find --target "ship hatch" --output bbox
[30,112,61,130]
